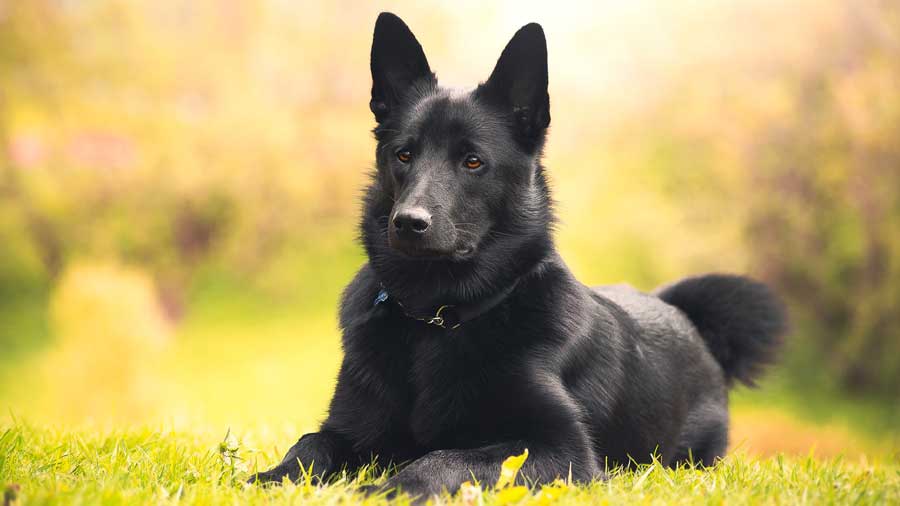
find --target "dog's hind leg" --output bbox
[671,402,729,467]
[368,439,602,502]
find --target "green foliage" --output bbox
[0,0,369,317]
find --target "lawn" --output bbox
[2,422,898,506]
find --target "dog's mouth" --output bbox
[390,243,476,261]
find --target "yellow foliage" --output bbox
[42,262,171,422]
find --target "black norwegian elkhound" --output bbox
[249,12,787,499]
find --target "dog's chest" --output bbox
[405,327,507,448]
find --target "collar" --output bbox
[373,279,520,330]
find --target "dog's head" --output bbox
[362,13,554,302]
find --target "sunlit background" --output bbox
[1,0,898,460]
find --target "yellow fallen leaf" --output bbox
[494,485,530,504]
[495,449,529,489]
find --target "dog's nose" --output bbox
[393,207,431,237]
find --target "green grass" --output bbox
[1,422,898,506]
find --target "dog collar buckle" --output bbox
[426,305,461,329]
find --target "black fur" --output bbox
[248,12,788,501]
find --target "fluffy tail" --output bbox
[657,274,788,387]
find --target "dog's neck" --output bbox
[375,275,522,330]
[374,230,553,308]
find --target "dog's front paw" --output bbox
[246,465,296,486]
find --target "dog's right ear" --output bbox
[370,13,433,123]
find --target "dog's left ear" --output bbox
[481,23,550,142]
[370,12,433,123]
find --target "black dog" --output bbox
[249,12,787,499]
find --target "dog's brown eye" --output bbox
[397,150,412,163]
[464,156,483,170]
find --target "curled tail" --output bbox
[657,274,788,387]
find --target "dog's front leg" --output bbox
[247,430,356,485]
[372,440,601,501]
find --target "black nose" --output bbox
[393,207,431,238]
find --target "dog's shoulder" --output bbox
[338,263,383,332]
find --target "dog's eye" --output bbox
[464,155,483,170]
[397,150,412,163]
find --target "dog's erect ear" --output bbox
[370,13,433,123]
[482,23,550,140]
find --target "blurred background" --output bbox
[1,0,898,459]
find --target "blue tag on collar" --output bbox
[374,288,389,307]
